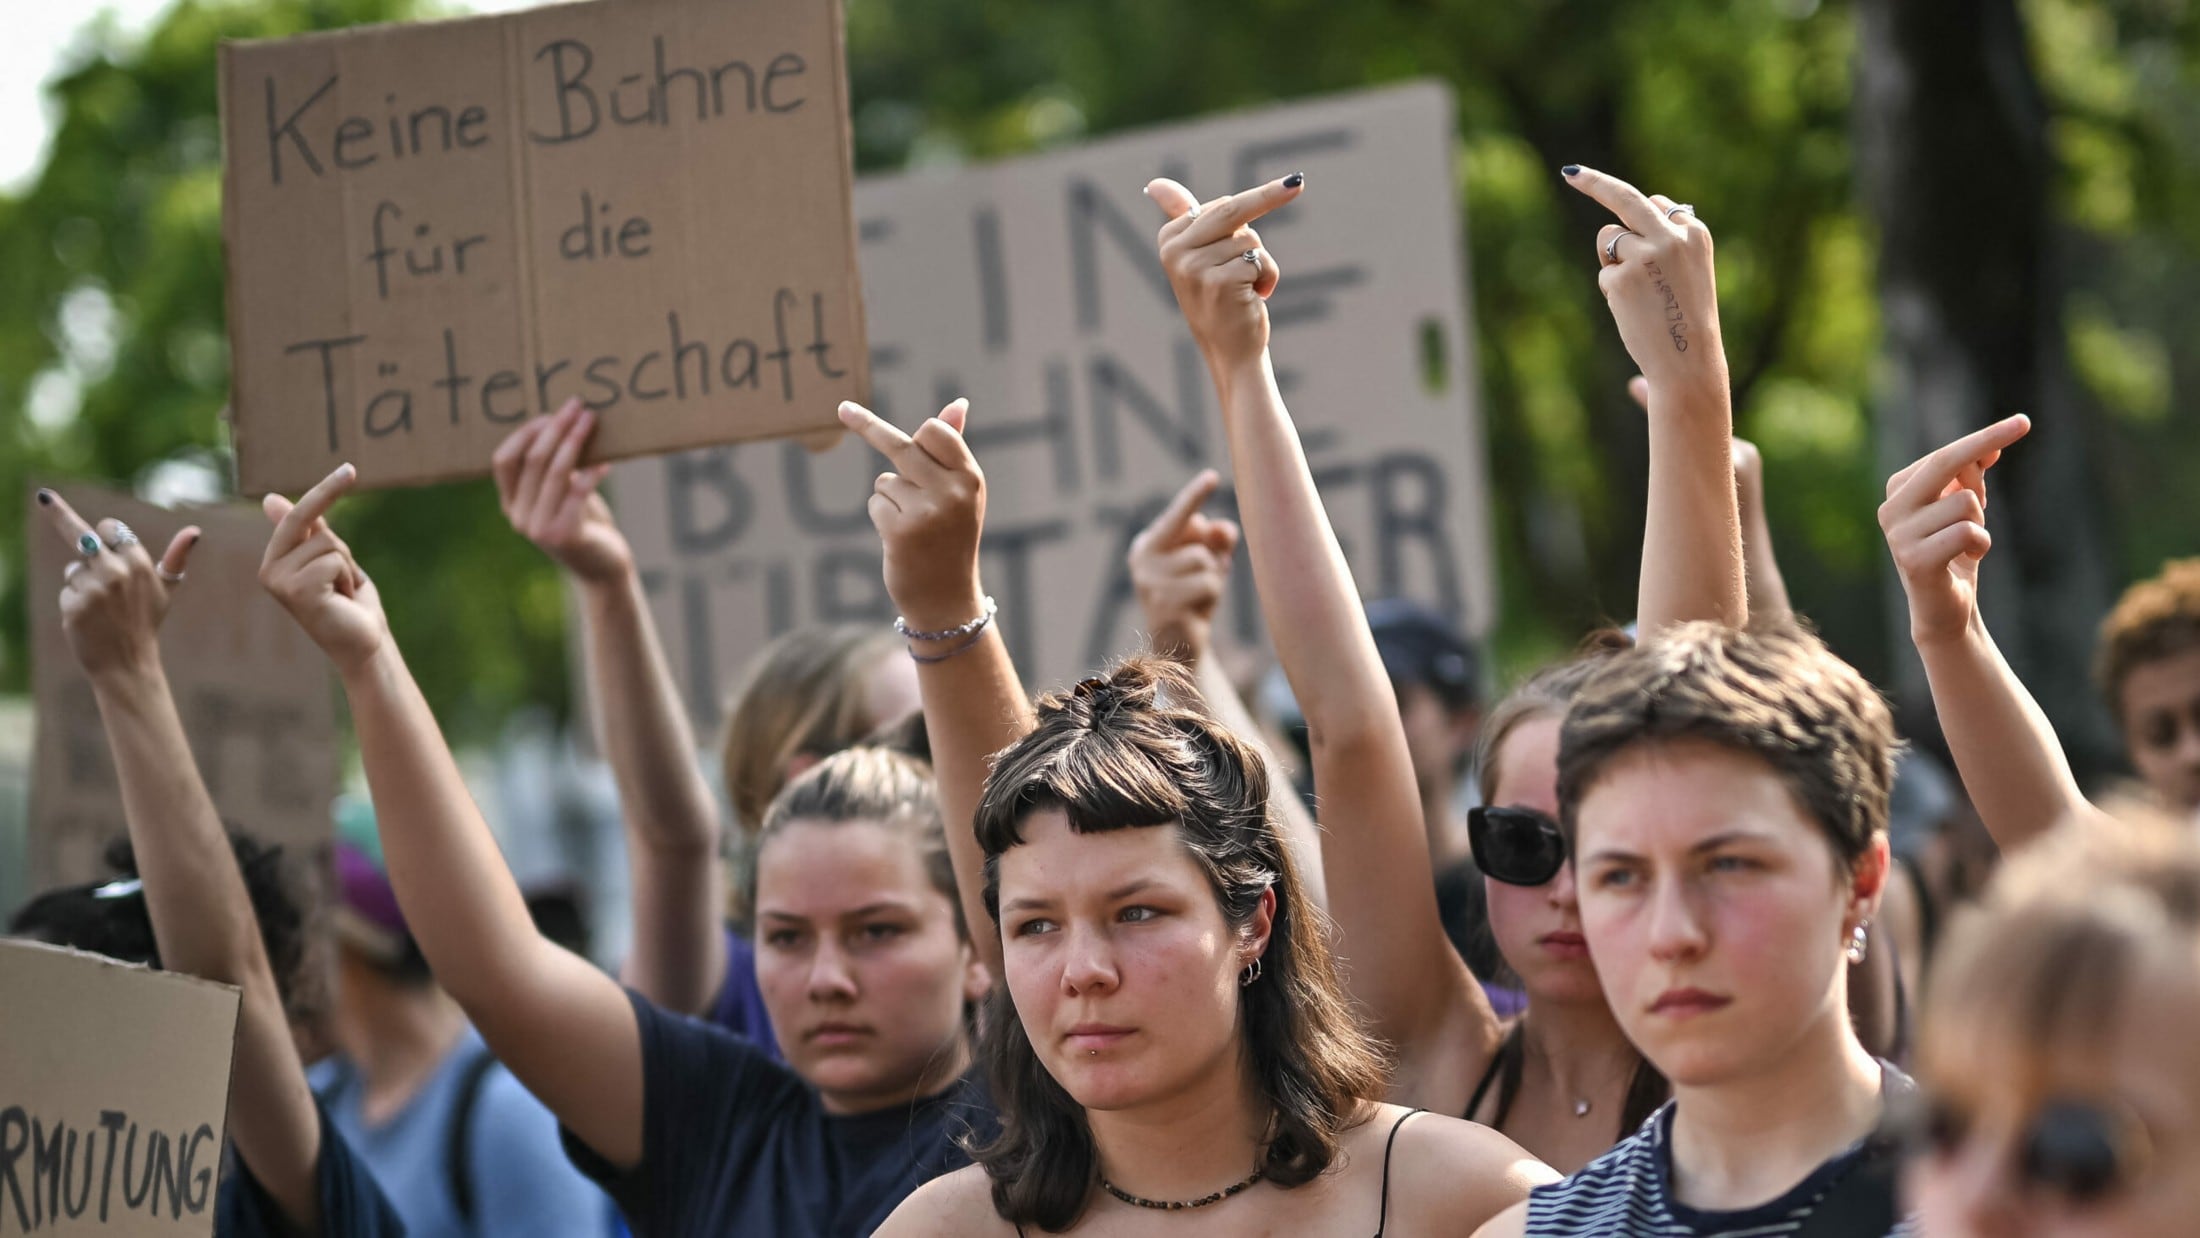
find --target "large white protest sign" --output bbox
[607,81,1494,731]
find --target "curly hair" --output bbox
[967,656,1386,1233]
[9,832,315,1021]
[2096,558,2200,723]
[1555,622,1898,871]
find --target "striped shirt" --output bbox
[1524,1066,1921,1238]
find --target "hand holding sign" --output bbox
[493,399,627,586]
[1145,175,1303,372]
[36,489,200,679]
[841,398,988,633]
[1567,165,1727,402]
[1130,469,1240,663]
[1878,414,2030,650]
[260,463,391,678]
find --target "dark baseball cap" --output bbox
[1366,598,1481,709]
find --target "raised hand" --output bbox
[840,397,987,632]
[1878,415,2031,648]
[1130,469,1240,663]
[259,463,389,677]
[491,398,626,585]
[1145,174,1302,372]
[36,490,199,678]
[1568,166,1727,400]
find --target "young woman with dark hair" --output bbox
[853,168,1550,1237]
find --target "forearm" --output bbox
[904,592,1030,982]
[578,570,727,1012]
[1917,614,2097,851]
[341,644,551,1008]
[1192,653,1327,911]
[1638,387,1747,633]
[1210,352,1473,1050]
[1211,357,1396,745]
[89,664,321,1226]
[1740,497,1794,625]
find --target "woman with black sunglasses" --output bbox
[1273,159,1746,1176]
[1910,815,2200,1236]
[1463,637,1671,1171]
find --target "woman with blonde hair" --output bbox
[1911,816,2200,1236]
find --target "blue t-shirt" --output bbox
[312,1030,614,1238]
[218,1101,407,1237]
[563,989,992,1238]
[707,927,779,1059]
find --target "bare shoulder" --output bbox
[874,1166,1014,1238]
[1368,1105,1556,1235]
[1471,1201,1531,1238]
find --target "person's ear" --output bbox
[1848,834,1891,930]
[960,940,991,1006]
[1242,885,1278,965]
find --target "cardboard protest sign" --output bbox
[606,82,1496,733]
[220,0,866,495]
[26,485,339,894]
[0,940,241,1235]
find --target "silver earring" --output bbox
[1239,957,1263,987]
[1845,923,1869,965]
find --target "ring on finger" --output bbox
[1604,229,1637,264]
[1187,206,1202,222]
[77,532,103,560]
[106,521,139,549]
[158,566,186,585]
[1240,248,1260,266]
[1664,203,1697,222]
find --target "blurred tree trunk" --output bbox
[1856,0,2119,776]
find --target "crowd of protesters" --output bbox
[14,160,2200,1238]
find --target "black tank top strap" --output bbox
[1464,1044,1505,1123]
[1373,1107,1427,1237]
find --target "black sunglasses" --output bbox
[1467,806,1568,887]
[1919,1094,2154,1206]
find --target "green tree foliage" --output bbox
[0,0,2190,745]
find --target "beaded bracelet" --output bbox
[894,596,996,643]
[908,624,993,664]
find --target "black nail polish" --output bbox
[35,489,53,506]
[1283,172,1304,189]
[1562,165,1582,177]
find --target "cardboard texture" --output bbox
[26,485,340,895]
[220,0,866,495]
[606,82,1497,733]
[0,939,241,1234]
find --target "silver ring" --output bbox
[1240,248,1260,266]
[77,532,102,559]
[1186,206,1201,222]
[1665,203,1697,222]
[158,567,186,585]
[1604,229,1637,264]
[107,521,139,549]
